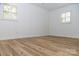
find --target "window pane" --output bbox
[66,12,70,16]
[61,13,66,23]
[3,12,16,19]
[66,12,70,23]
[4,5,11,12]
[66,17,70,22]
[11,7,16,13]
[3,12,10,19]
[61,13,65,18]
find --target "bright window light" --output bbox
[61,12,70,23]
[61,13,66,23]
[66,12,70,22]
[3,4,17,20]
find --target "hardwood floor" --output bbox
[0,36,79,56]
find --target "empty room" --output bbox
[0,3,79,56]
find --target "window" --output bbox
[61,12,70,23]
[3,3,17,20]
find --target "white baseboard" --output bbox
[0,35,48,40]
[0,34,79,40]
[48,34,79,39]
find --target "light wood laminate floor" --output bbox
[0,36,79,56]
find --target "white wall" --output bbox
[49,4,79,38]
[0,3,79,40]
[0,3,49,40]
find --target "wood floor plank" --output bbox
[0,36,79,56]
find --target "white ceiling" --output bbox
[31,3,73,11]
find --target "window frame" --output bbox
[3,3,17,20]
[61,12,71,23]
